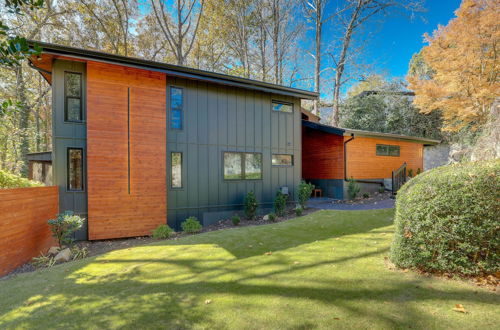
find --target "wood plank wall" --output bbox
[0,186,58,276]
[345,136,424,179]
[302,127,344,180]
[87,61,166,240]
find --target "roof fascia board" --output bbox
[343,130,440,145]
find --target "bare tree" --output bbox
[329,0,424,126]
[150,0,204,66]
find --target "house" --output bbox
[302,120,439,199]
[28,41,317,240]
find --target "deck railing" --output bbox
[392,162,407,195]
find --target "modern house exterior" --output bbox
[301,120,439,199]
[28,41,317,240]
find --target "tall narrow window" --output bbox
[67,148,83,191]
[171,152,182,188]
[170,87,183,129]
[64,72,83,122]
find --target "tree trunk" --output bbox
[313,1,322,115]
[16,66,30,176]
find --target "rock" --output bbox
[54,248,71,263]
[47,246,60,256]
[263,214,269,221]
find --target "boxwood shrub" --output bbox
[390,160,500,276]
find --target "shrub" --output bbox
[181,216,202,234]
[295,205,303,216]
[32,253,56,269]
[298,180,315,208]
[378,186,385,193]
[152,224,174,239]
[347,177,360,199]
[231,214,241,226]
[363,193,369,198]
[274,190,287,217]
[47,211,84,247]
[71,246,89,260]
[416,168,421,175]
[390,160,500,276]
[244,191,258,220]
[0,169,42,189]
[408,169,414,177]
[268,213,277,222]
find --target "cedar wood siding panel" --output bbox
[302,126,344,180]
[86,61,166,240]
[345,136,423,179]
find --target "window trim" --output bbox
[64,71,84,123]
[271,154,294,167]
[170,151,183,189]
[376,144,400,157]
[223,151,263,181]
[169,86,184,130]
[272,100,293,114]
[67,147,84,192]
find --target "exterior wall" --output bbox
[86,61,166,240]
[167,77,302,229]
[52,60,87,240]
[345,136,423,179]
[0,186,58,276]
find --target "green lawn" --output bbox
[1,209,498,329]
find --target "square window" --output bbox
[272,154,293,166]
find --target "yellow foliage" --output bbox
[408,0,500,131]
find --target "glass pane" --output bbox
[224,153,242,180]
[66,97,81,121]
[389,146,400,156]
[272,101,292,113]
[65,72,81,97]
[171,152,182,188]
[171,87,183,110]
[68,149,83,190]
[171,109,182,129]
[376,145,388,156]
[272,154,293,166]
[245,153,262,179]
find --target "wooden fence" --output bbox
[0,186,58,277]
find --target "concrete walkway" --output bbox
[307,197,395,210]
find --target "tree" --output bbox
[408,0,499,131]
[329,0,424,126]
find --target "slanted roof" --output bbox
[301,108,321,123]
[302,120,345,135]
[28,41,318,100]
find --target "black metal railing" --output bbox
[392,162,407,195]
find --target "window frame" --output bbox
[376,144,400,157]
[170,151,183,189]
[66,147,84,192]
[169,86,184,130]
[223,152,263,181]
[64,71,84,123]
[271,154,294,167]
[272,100,293,114]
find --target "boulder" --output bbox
[263,214,269,221]
[47,246,60,256]
[54,248,71,263]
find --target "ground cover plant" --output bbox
[0,209,498,329]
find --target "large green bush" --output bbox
[390,160,500,276]
[0,169,42,188]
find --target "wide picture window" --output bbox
[224,152,262,180]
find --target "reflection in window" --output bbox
[245,153,262,179]
[224,152,262,180]
[272,101,293,113]
[171,152,182,188]
[65,72,83,122]
[376,144,400,157]
[272,154,293,166]
[68,148,83,191]
[224,152,242,180]
[170,87,183,129]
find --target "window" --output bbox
[376,144,400,157]
[67,148,83,191]
[272,101,293,113]
[171,152,182,188]
[224,152,262,180]
[64,72,83,122]
[272,154,293,166]
[170,87,183,129]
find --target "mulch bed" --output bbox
[332,191,393,205]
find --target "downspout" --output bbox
[343,133,384,186]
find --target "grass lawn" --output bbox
[0,209,498,329]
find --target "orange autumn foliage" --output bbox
[408,0,500,131]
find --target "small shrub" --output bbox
[416,168,421,175]
[378,186,385,193]
[298,180,315,208]
[244,191,258,220]
[231,214,241,226]
[152,224,174,239]
[268,213,277,222]
[363,192,369,198]
[181,216,202,234]
[71,246,89,260]
[47,211,84,247]
[408,169,414,177]
[274,190,287,217]
[347,177,360,199]
[32,253,56,269]
[0,169,42,188]
[390,160,500,276]
[295,205,303,216]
